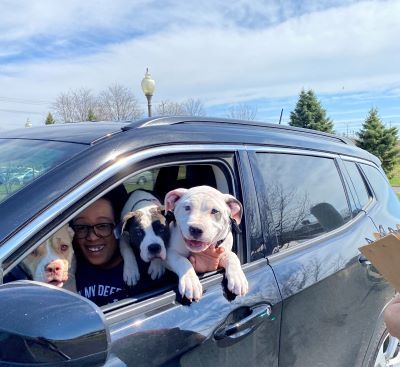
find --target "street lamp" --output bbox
[141,68,155,117]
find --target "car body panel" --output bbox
[106,261,281,367]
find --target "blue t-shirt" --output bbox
[75,256,177,307]
[75,259,133,306]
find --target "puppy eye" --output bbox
[60,244,69,252]
[31,249,39,257]
[211,208,220,214]
[184,205,191,211]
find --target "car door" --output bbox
[248,148,394,367]
[0,145,282,367]
[103,150,282,366]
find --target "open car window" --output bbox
[6,159,244,309]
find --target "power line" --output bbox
[0,108,43,115]
[0,96,51,106]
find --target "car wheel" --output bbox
[370,328,400,367]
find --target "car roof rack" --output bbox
[121,116,354,145]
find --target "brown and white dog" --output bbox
[164,185,248,301]
[21,225,75,290]
[119,189,170,286]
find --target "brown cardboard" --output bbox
[359,233,400,291]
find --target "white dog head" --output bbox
[21,225,75,287]
[165,185,243,253]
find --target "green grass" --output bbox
[390,163,400,186]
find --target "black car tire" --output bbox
[366,323,400,367]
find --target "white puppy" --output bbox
[165,185,248,301]
[119,189,170,286]
[21,225,76,290]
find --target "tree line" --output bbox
[46,85,398,177]
[288,89,399,177]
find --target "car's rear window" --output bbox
[0,139,85,204]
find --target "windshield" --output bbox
[0,139,85,204]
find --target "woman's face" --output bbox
[73,198,120,268]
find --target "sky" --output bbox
[0,0,399,136]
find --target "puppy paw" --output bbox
[123,262,140,287]
[179,268,203,301]
[148,258,165,280]
[226,269,249,296]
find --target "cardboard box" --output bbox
[359,232,400,291]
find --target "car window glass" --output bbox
[343,161,371,209]
[124,169,158,193]
[256,153,352,251]
[360,164,399,217]
[0,139,85,204]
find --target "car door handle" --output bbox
[358,254,371,266]
[214,304,272,341]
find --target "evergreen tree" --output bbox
[87,109,97,122]
[289,89,334,133]
[45,112,55,125]
[356,108,399,176]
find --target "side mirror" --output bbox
[0,280,109,366]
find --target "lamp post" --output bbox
[141,68,155,117]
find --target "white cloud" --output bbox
[0,0,399,130]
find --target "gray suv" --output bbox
[0,116,398,366]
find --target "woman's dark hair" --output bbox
[102,184,129,221]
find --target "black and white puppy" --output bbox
[119,189,170,286]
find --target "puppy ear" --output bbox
[164,188,187,211]
[121,212,136,232]
[224,195,243,225]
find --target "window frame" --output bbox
[1,144,251,311]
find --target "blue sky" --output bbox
[0,0,399,136]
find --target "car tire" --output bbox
[366,325,400,367]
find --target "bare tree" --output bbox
[53,92,75,122]
[97,84,143,121]
[72,88,97,122]
[182,98,206,116]
[156,100,185,116]
[53,88,97,122]
[157,98,206,117]
[226,103,257,120]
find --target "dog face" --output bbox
[122,206,170,262]
[165,185,243,253]
[21,225,74,287]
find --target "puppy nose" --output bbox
[45,261,62,275]
[189,226,203,238]
[148,243,161,254]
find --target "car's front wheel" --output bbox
[371,329,400,367]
